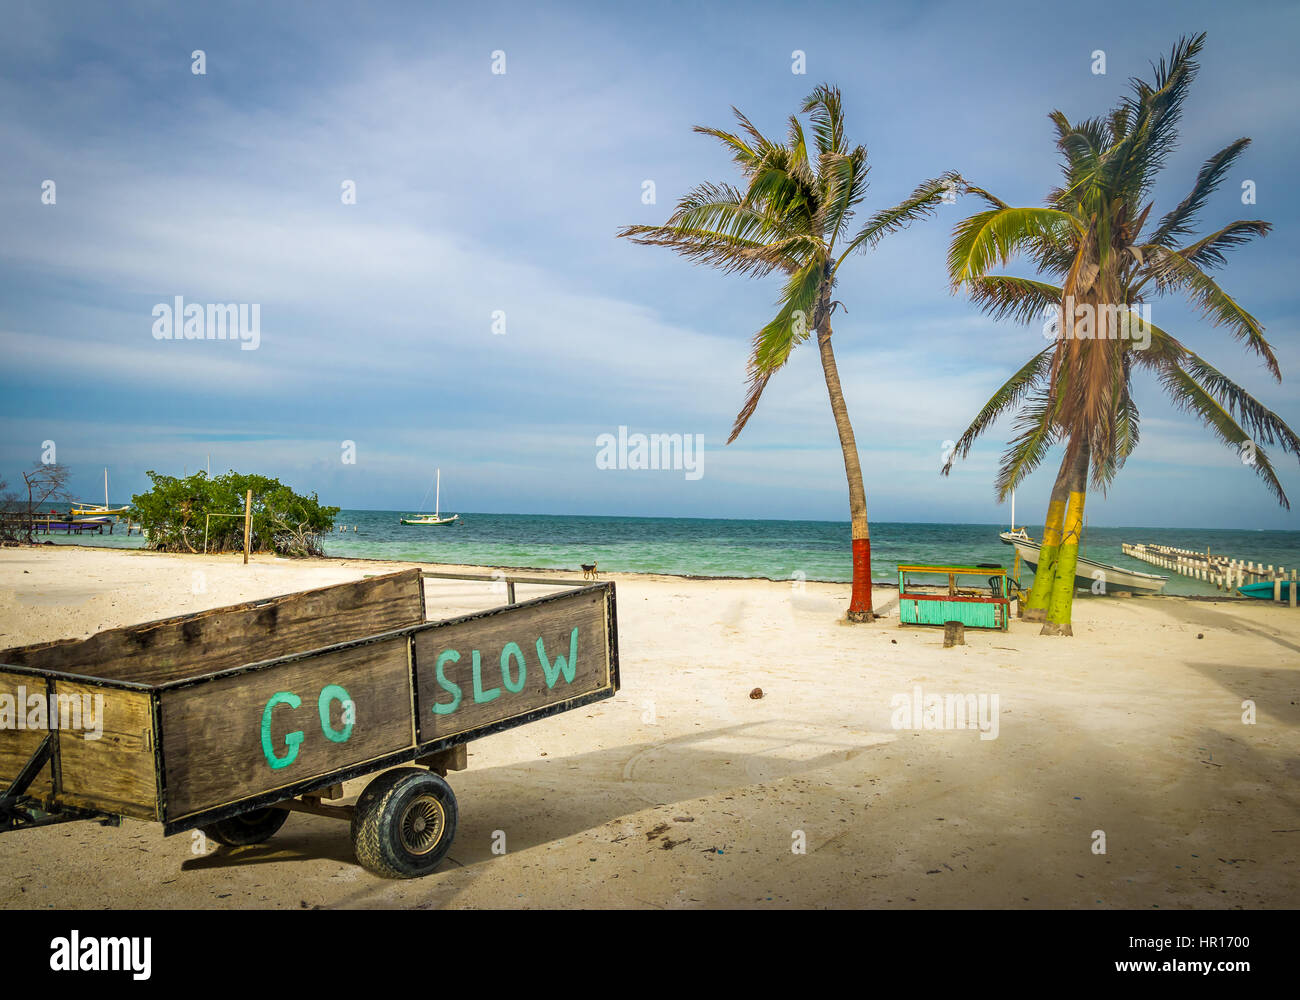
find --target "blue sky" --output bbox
[2,0,1297,528]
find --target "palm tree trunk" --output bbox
[1042,440,1090,636]
[815,323,874,622]
[1021,452,1072,622]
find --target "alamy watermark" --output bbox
[0,686,104,740]
[595,426,703,480]
[890,685,1000,740]
[1042,297,1151,350]
[50,931,150,980]
[152,296,261,350]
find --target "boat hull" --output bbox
[1000,532,1168,595]
[1238,581,1292,600]
[400,514,459,526]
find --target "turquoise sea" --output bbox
[47,510,1300,598]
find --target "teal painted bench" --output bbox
[897,564,1010,632]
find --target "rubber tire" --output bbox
[351,767,458,878]
[200,806,289,846]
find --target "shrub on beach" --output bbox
[130,471,340,557]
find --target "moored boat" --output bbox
[71,468,128,516]
[400,468,460,526]
[998,530,1168,595]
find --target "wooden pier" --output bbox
[1122,542,1297,605]
[0,513,142,537]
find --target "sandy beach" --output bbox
[0,544,1295,909]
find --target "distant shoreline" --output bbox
[21,540,1259,601]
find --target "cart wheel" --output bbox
[200,806,289,846]
[351,767,458,878]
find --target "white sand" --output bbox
[0,544,1296,909]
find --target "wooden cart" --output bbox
[0,568,620,878]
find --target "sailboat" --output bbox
[400,469,460,526]
[997,490,1167,595]
[71,468,129,517]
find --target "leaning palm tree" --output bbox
[944,33,1300,635]
[618,85,956,621]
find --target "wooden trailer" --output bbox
[0,568,620,878]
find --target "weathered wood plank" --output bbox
[0,671,53,796]
[0,569,424,686]
[159,636,415,820]
[54,682,158,820]
[413,586,612,743]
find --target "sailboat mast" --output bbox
[104,468,109,509]
[435,469,440,519]
[1011,489,1015,531]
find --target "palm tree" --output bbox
[618,85,956,622]
[943,33,1300,634]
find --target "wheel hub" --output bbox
[400,795,446,855]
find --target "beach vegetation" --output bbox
[129,470,339,557]
[0,463,73,544]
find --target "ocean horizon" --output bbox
[52,510,1300,598]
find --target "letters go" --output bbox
[261,683,354,769]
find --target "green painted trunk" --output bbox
[1045,487,1087,631]
[1045,542,1080,627]
[1025,542,1060,612]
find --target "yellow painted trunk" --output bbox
[1044,489,1087,635]
[1022,498,1066,621]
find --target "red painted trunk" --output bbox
[849,537,873,615]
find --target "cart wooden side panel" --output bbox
[0,568,424,685]
[54,682,158,820]
[413,584,613,743]
[159,635,415,821]
[158,582,619,833]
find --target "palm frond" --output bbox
[786,115,812,181]
[616,182,809,277]
[1148,138,1252,246]
[801,84,846,156]
[838,172,961,265]
[993,389,1061,499]
[1137,323,1300,458]
[692,125,762,176]
[1178,218,1271,270]
[1156,364,1290,508]
[948,207,1080,287]
[1112,33,1205,200]
[1141,245,1280,379]
[817,147,868,247]
[967,276,1062,325]
[728,260,824,442]
[962,182,1010,211]
[942,347,1055,475]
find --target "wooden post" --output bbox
[243,489,252,565]
[1274,578,1282,603]
[943,621,965,648]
